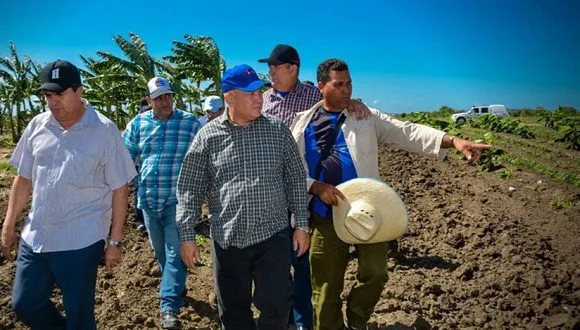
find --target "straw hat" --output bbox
[332,178,408,244]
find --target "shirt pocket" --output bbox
[352,127,378,155]
[66,152,102,187]
[256,146,280,176]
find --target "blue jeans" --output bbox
[12,239,104,330]
[290,230,313,327]
[142,204,187,313]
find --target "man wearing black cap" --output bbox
[0,60,137,329]
[258,44,372,330]
[177,64,310,330]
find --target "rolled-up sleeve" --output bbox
[176,133,209,243]
[282,126,309,228]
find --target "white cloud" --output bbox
[373,100,380,105]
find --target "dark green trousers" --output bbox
[310,216,388,330]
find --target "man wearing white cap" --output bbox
[291,58,490,330]
[199,95,224,126]
[123,76,201,329]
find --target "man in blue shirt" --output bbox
[123,77,201,329]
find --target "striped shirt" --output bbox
[123,109,200,212]
[9,101,137,252]
[305,107,358,219]
[176,112,309,249]
[262,80,323,127]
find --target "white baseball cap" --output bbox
[147,77,173,99]
[203,96,223,113]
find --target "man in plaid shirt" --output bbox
[123,77,200,329]
[258,44,372,330]
[177,64,310,330]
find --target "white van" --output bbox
[451,104,509,124]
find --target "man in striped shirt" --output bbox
[259,44,372,330]
[123,77,201,329]
[1,60,137,330]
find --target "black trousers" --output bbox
[212,228,293,330]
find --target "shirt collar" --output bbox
[220,108,264,127]
[148,108,179,121]
[267,80,307,99]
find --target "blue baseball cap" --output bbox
[221,64,269,93]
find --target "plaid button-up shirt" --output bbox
[123,109,200,211]
[262,81,323,127]
[176,112,309,249]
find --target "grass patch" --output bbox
[0,161,16,175]
[550,198,574,210]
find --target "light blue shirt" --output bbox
[123,109,200,212]
[9,101,137,252]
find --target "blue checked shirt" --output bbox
[123,109,200,212]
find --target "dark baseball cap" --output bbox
[38,60,82,93]
[258,44,300,66]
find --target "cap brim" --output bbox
[258,58,286,65]
[37,83,65,93]
[149,89,173,99]
[238,80,269,92]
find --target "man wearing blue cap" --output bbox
[176,64,310,330]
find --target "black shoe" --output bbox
[161,312,180,329]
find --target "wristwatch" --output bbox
[296,227,312,235]
[107,239,123,248]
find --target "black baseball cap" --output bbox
[38,60,82,93]
[258,44,300,66]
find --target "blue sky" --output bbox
[2,0,579,113]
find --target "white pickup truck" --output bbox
[451,104,509,124]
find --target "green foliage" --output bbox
[471,132,504,172]
[537,109,580,150]
[508,108,534,117]
[0,134,13,148]
[555,121,580,151]
[195,234,207,246]
[432,105,455,118]
[471,114,535,139]
[0,161,16,175]
[550,198,574,210]
[498,169,513,180]
[498,154,580,187]
[407,112,459,135]
[477,147,505,172]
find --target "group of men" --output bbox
[0,44,488,330]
